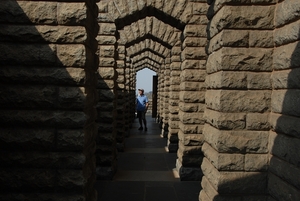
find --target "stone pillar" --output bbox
[0,0,98,200]
[161,59,171,138]
[96,1,117,180]
[116,42,126,151]
[201,1,274,200]
[168,45,181,152]
[268,0,300,200]
[177,1,208,181]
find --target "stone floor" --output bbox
[95,114,201,201]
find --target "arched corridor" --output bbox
[1,0,300,201]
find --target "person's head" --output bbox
[138,88,144,95]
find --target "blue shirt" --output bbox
[136,95,148,111]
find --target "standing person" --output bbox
[136,88,149,131]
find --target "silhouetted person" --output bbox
[136,88,149,131]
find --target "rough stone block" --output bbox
[180,81,206,91]
[205,71,247,89]
[247,72,272,89]
[179,102,205,113]
[203,124,269,154]
[181,59,206,70]
[202,143,245,171]
[271,69,300,89]
[178,129,204,145]
[183,25,207,37]
[0,43,57,66]
[202,158,268,194]
[0,128,55,151]
[179,91,205,103]
[57,3,87,25]
[208,6,274,38]
[206,47,273,74]
[268,173,300,201]
[204,109,246,130]
[0,1,57,24]
[269,131,300,167]
[245,154,268,171]
[249,30,273,48]
[246,113,270,130]
[275,0,300,27]
[271,89,300,117]
[178,111,205,124]
[57,44,86,67]
[269,113,300,138]
[208,30,249,53]
[180,69,206,82]
[57,129,85,151]
[274,20,300,46]
[273,41,300,70]
[269,156,300,189]
[176,159,203,181]
[205,90,271,113]
[182,47,207,60]
[183,37,207,48]
[99,23,116,35]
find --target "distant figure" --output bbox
[136,88,149,131]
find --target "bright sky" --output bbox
[136,68,157,93]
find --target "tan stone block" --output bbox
[99,23,116,35]
[204,108,246,130]
[182,47,207,60]
[249,30,273,48]
[183,37,207,48]
[179,122,199,134]
[179,102,201,112]
[275,0,300,27]
[271,69,300,89]
[206,48,273,74]
[178,110,205,124]
[246,113,270,130]
[271,89,300,117]
[245,154,268,171]
[179,91,205,103]
[247,72,272,89]
[274,20,300,46]
[180,69,206,82]
[203,124,269,153]
[181,59,206,70]
[99,58,115,66]
[57,3,87,25]
[184,25,207,37]
[269,113,300,138]
[208,6,274,38]
[9,1,57,24]
[99,45,115,57]
[273,41,300,70]
[180,82,206,91]
[208,30,249,53]
[57,44,86,67]
[202,143,245,171]
[205,90,271,112]
[178,141,203,155]
[205,71,247,89]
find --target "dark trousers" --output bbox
[137,111,147,127]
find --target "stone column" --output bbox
[200,1,274,200]
[0,1,98,200]
[116,42,126,151]
[268,0,300,200]
[161,58,171,138]
[177,1,208,181]
[168,45,181,152]
[96,1,117,180]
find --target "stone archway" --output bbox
[96,0,208,182]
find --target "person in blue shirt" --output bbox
[136,88,149,131]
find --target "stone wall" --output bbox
[269,0,300,200]
[0,0,99,200]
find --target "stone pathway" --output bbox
[95,114,201,201]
